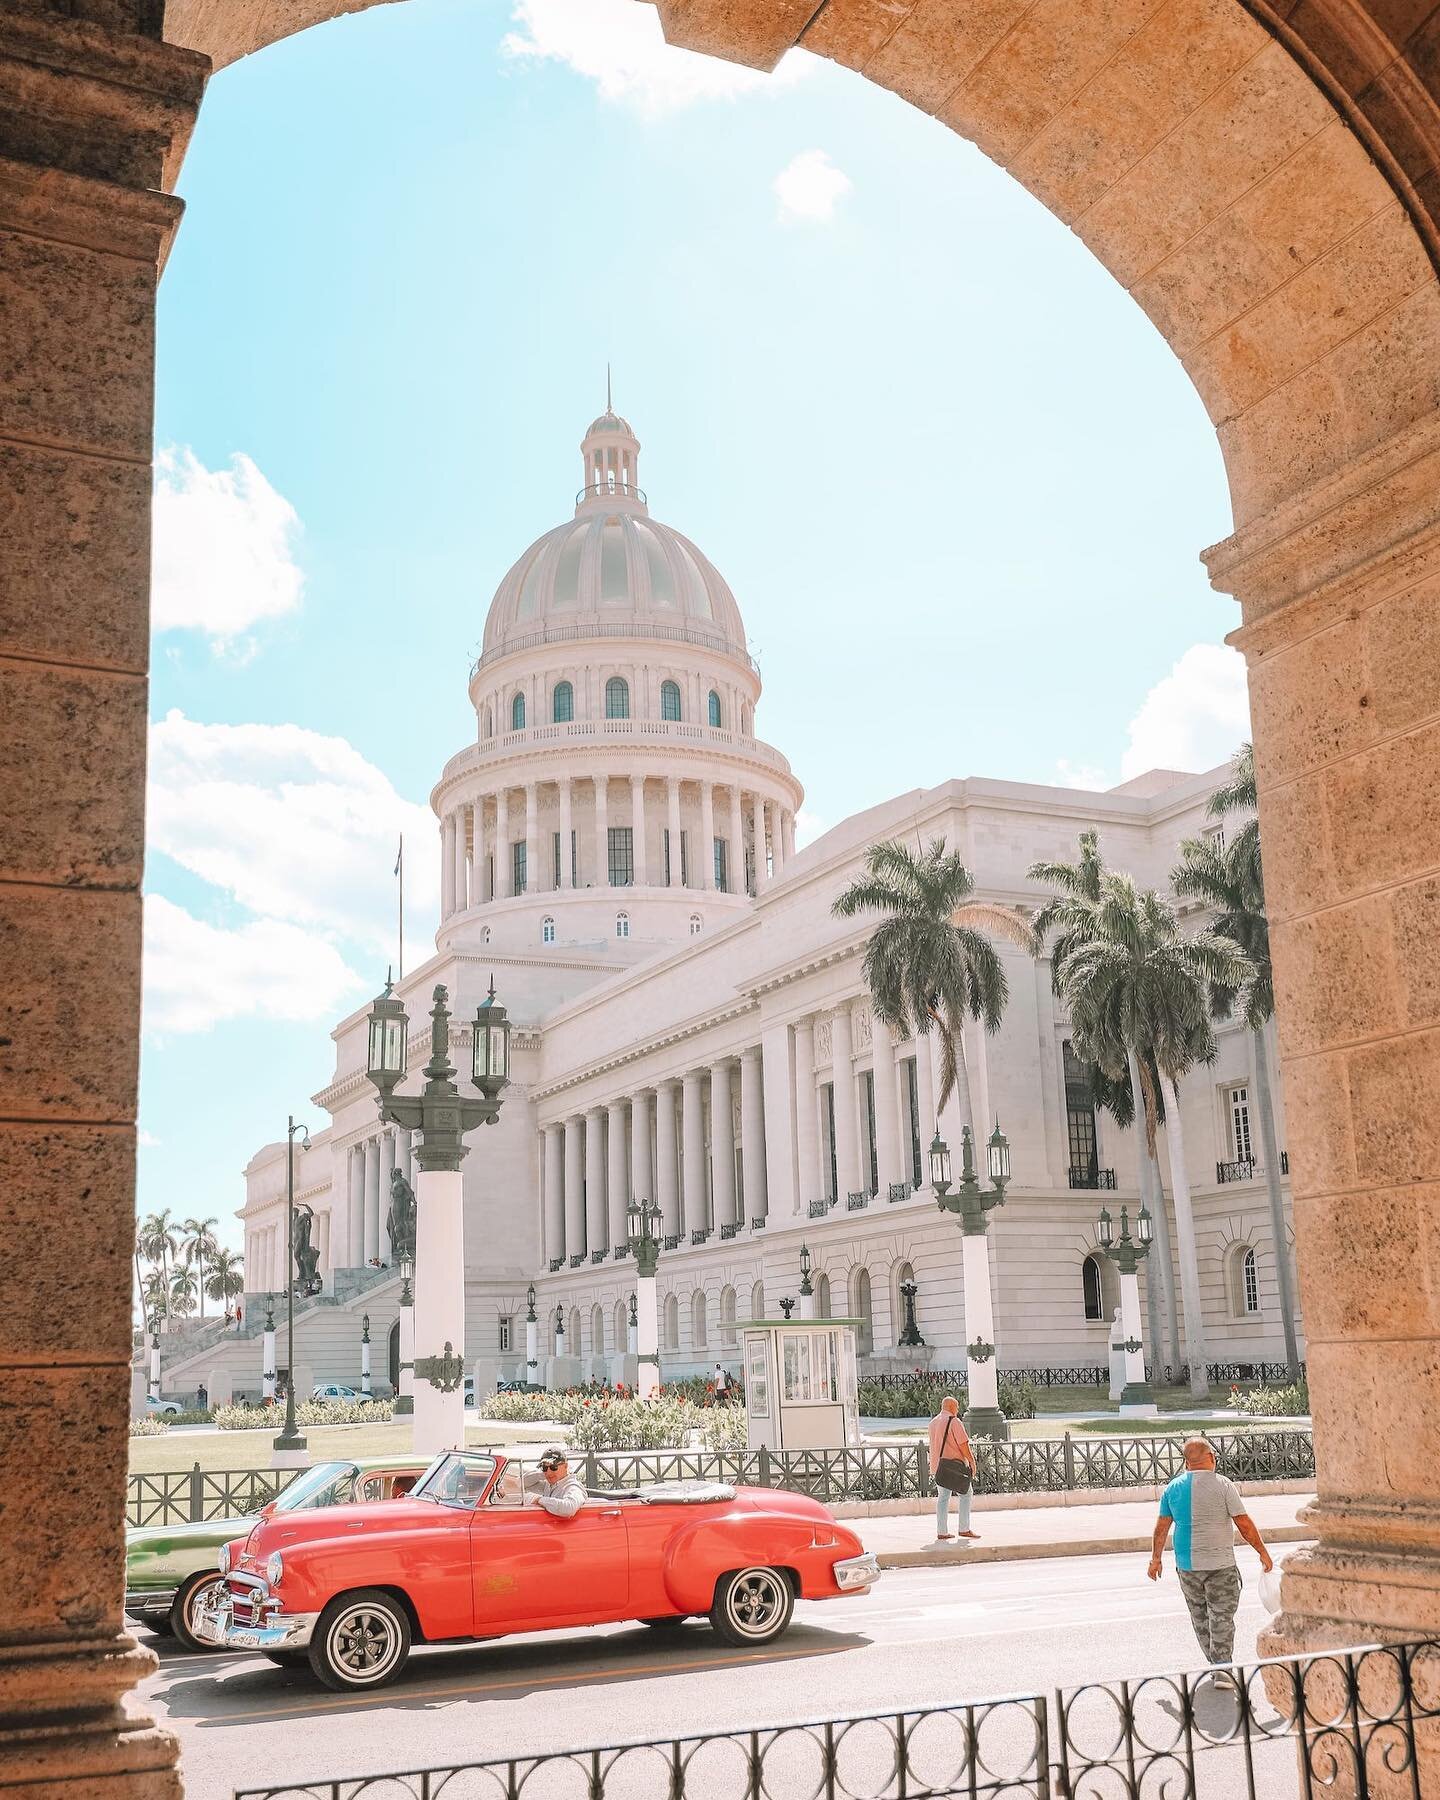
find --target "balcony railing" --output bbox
[1217,1158,1259,1184]
[1068,1167,1117,1190]
[569,1254,585,1268]
[846,1190,869,1211]
[575,480,647,508]
[887,1182,910,1204]
[691,1228,711,1246]
[590,1250,606,1264]
[808,1198,832,1219]
[719,1221,741,1240]
[749,1216,766,1231]
[471,615,759,677]
[612,1245,629,1259]
[548,1258,564,1272]
[662,1234,682,1251]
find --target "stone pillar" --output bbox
[782,810,796,861]
[564,1117,585,1261]
[631,1090,654,1205]
[594,773,609,888]
[607,1099,628,1249]
[872,1020,904,1195]
[411,1165,466,1455]
[699,781,715,889]
[666,777,683,886]
[830,1007,860,1201]
[916,1034,937,1143]
[543,1124,564,1265]
[468,799,483,904]
[751,794,768,891]
[728,786,745,894]
[524,782,540,894]
[558,777,573,889]
[585,1107,608,1255]
[681,1070,707,1237]
[441,816,455,917]
[630,775,648,886]
[379,1133,396,1262]
[770,809,785,877]
[452,809,468,912]
[363,1138,381,1264]
[656,1080,680,1238]
[710,1061,737,1229]
[794,1018,819,1216]
[346,1145,365,1268]
[740,1046,769,1221]
[495,788,510,899]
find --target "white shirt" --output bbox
[535,1472,588,1518]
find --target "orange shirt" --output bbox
[929,1410,972,1475]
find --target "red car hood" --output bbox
[240,1498,449,1562]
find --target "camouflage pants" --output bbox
[1177,1566,1243,1664]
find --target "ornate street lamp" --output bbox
[1096,1202,1158,1416]
[394,1253,415,1416]
[261,1295,277,1404]
[898,1279,925,1349]
[147,1310,161,1405]
[932,1121,1012,1441]
[799,1242,815,1320]
[778,1297,797,1320]
[553,1303,565,1359]
[272,1116,311,1467]
[360,1312,373,1399]
[364,975,511,1453]
[524,1282,538,1386]
[627,1198,663,1398]
[627,1291,639,1357]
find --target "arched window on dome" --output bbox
[660,680,682,722]
[511,692,526,731]
[689,914,702,937]
[480,926,491,946]
[708,689,722,729]
[552,681,574,724]
[482,705,493,739]
[616,911,630,939]
[606,676,630,719]
[541,916,555,945]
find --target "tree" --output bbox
[169,1263,198,1317]
[832,837,1032,1134]
[1173,789,1301,1378]
[1055,873,1253,1398]
[1207,742,1259,876]
[181,1215,220,1320]
[139,1209,178,1319]
[206,1246,245,1313]
[140,1265,167,1327]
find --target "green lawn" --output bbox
[128,1418,557,1475]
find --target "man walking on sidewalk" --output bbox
[1148,1436,1273,1683]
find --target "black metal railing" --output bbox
[887,1181,909,1203]
[547,1257,563,1272]
[126,1463,302,1528]
[568,1253,585,1267]
[808,1197,832,1218]
[662,1234,682,1251]
[750,1216,766,1230]
[690,1228,711,1245]
[720,1221,741,1239]
[234,1638,1440,1800]
[1218,1157,1260,1183]
[846,1190,869,1211]
[1068,1167,1117,1190]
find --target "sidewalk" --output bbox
[857,1491,1315,1567]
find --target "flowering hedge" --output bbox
[1230,1378,1309,1417]
[130,1415,168,1436]
[212,1398,394,1430]
[481,1381,742,1427]
[857,1374,1039,1420]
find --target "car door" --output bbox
[470,1497,629,1631]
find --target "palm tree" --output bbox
[140,1265,167,1328]
[1029,830,1181,1376]
[832,838,1032,1134]
[139,1209,178,1318]
[1056,874,1253,1398]
[169,1263,198,1318]
[181,1215,220,1320]
[1207,741,1259,875]
[1173,816,1301,1378]
[205,1246,245,1315]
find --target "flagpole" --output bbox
[395,834,404,980]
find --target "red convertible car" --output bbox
[196,1449,879,1689]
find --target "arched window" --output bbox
[660,680,682,721]
[664,1293,679,1350]
[719,1285,737,1346]
[541,916,555,944]
[605,676,630,719]
[511,692,526,731]
[614,1298,629,1350]
[1082,1255,1105,1321]
[708,689,722,728]
[616,911,630,939]
[480,926,491,945]
[849,1267,873,1357]
[689,913,702,936]
[1228,1244,1261,1317]
[591,1303,605,1356]
[750,1279,765,1322]
[568,1305,581,1346]
[815,1273,831,1319]
[552,680,574,724]
[691,1289,708,1348]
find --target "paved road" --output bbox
[142,1549,1288,1799]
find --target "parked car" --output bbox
[125,1456,427,1650]
[197,1449,879,1689]
[144,1396,184,1417]
[310,1383,363,1402]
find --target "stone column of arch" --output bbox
[606,1099,628,1249]
[564,1117,585,1263]
[681,1070,707,1238]
[524,783,540,895]
[794,1017,820,1216]
[699,781,716,889]
[630,775,648,886]
[585,1107,608,1256]
[751,794,768,891]
[830,1008,861,1201]
[495,788,510,900]
[558,777,574,889]
[739,1047,768,1222]
[710,1061,737,1230]
[594,774,609,890]
[871,1020,905,1197]
[543,1124,564,1266]
[631,1089,654,1205]
[666,777,683,887]
[363,1137,381,1264]
[656,1080,681,1238]
[728,786,745,894]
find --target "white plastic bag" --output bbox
[1258,1568,1283,1614]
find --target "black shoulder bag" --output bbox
[935,1415,973,1494]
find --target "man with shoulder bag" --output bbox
[929,1395,979,1542]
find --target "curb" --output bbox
[874,1526,1316,1569]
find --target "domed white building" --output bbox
[162,404,1303,1408]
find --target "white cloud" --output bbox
[774,150,852,223]
[795,808,828,849]
[143,895,364,1036]
[138,1129,162,1148]
[1053,759,1109,791]
[151,448,303,649]
[502,0,807,115]
[146,711,437,967]
[1120,643,1251,781]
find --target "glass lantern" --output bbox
[1097,1205,1114,1249]
[987,1120,1011,1187]
[473,981,511,1098]
[526,1282,536,1316]
[366,978,408,1098]
[627,1199,642,1247]
[929,1131,952,1193]
[799,1242,812,1279]
[1137,1203,1154,1246]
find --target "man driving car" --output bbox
[532,1447,587,1518]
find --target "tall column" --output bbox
[379,1132,396,1262]
[656,1081,680,1238]
[872,1020,904,1196]
[667,777,683,886]
[564,1118,585,1262]
[961,1230,1005,1439]
[830,1007,861,1201]
[631,1090,654,1204]
[466,800,481,905]
[681,1070,707,1237]
[782,810,796,861]
[585,1107,608,1255]
[347,1144,364,1268]
[710,1061,737,1229]
[495,788,511,899]
[452,809,468,912]
[441,816,455,918]
[607,1099,629,1249]
[794,1018,819,1217]
[630,775,648,886]
[699,781,715,889]
[411,1159,466,1455]
[558,777,573,888]
[525,782,540,894]
[916,1034,937,1143]
[740,1046,769,1221]
[771,810,785,877]
[594,773,609,888]
[751,794,768,891]
[363,1138,381,1264]
[729,786,745,894]
[543,1124,565,1265]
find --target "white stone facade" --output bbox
[166,408,1301,1403]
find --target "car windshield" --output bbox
[410,1451,497,1510]
[273,1461,360,1513]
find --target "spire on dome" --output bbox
[578,390,646,515]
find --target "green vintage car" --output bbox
[126,1456,428,1650]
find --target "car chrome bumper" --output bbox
[125,1587,177,1617]
[833,1551,880,1591]
[194,1594,318,1653]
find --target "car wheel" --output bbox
[308,1589,412,1691]
[709,1567,794,1647]
[170,1572,225,1652]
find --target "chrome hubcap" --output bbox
[331,1608,399,1679]
[185,1577,222,1631]
[729,1572,783,1635]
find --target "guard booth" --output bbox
[741,1319,861,1452]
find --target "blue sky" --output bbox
[140,0,1244,1258]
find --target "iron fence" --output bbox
[232,1638,1440,1800]
[125,1464,301,1527]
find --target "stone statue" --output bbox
[291,1203,320,1291]
[386,1168,417,1266]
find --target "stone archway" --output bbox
[6,2,1440,1794]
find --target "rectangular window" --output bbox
[512,841,527,896]
[823,1082,838,1202]
[1243,1251,1259,1315]
[487,855,494,901]
[863,1069,878,1193]
[553,831,577,888]
[746,1337,770,1418]
[1063,1040,1098,1182]
[1227,1084,1253,1162]
[782,1334,812,1402]
[662,829,691,886]
[498,1316,512,1353]
[608,825,634,887]
[713,837,728,892]
[904,1057,922,1187]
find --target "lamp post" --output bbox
[525,1282,538,1387]
[627,1292,638,1357]
[628,1198,662,1399]
[272,1116,311,1468]
[147,1310,161,1404]
[554,1304,565,1359]
[778,1297,797,1320]
[932,1122,1011,1442]
[395,1255,414,1415]
[364,975,510,1455]
[1097,1202,1157,1417]
[798,1243,815,1320]
[261,1296,276,1404]
[360,1313,372,1398]
[898,1280,925,1349]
